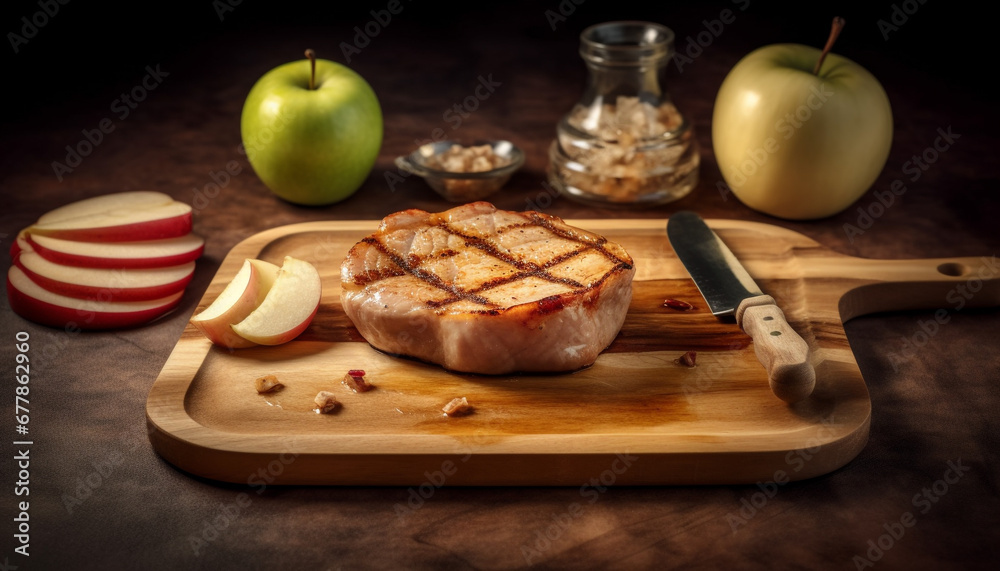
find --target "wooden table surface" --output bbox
[2,1,998,569]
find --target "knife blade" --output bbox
[667,211,815,403]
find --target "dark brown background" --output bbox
[2,0,998,569]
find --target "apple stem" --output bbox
[305,49,316,90]
[813,17,845,76]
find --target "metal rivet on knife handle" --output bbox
[736,295,816,403]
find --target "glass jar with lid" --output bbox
[548,21,699,205]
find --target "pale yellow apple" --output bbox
[231,256,321,345]
[712,43,893,220]
[191,259,280,348]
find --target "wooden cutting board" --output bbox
[145,218,1000,485]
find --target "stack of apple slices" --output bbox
[7,191,203,330]
[191,256,322,349]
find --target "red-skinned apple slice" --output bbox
[28,196,192,242]
[231,256,321,345]
[190,258,280,349]
[13,247,195,301]
[36,191,174,223]
[20,231,204,268]
[7,266,184,330]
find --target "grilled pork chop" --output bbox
[340,202,634,374]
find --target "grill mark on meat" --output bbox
[406,248,457,268]
[357,212,633,313]
[495,221,535,234]
[410,258,632,315]
[360,237,498,308]
[578,262,632,303]
[438,223,542,273]
[526,213,633,269]
[466,270,585,294]
[351,266,407,287]
[539,245,591,271]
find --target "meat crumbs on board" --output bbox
[254,374,284,394]
[676,351,697,367]
[442,397,473,417]
[343,369,373,392]
[314,391,340,414]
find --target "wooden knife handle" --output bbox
[736,295,816,403]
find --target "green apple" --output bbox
[712,20,892,220]
[241,50,383,206]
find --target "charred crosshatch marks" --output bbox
[354,211,633,314]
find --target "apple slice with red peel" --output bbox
[7,265,184,330]
[191,259,281,349]
[231,256,321,345]
[28,200,192,242]
[13,249,195,301]
[10,234,34,260]
[21,231,204,269]
[36,191,174,224]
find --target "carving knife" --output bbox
[667,211,815,403]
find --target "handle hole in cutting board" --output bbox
[937,262,969,277]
